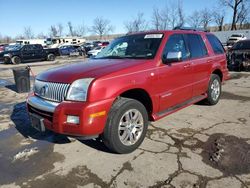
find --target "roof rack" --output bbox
[173,26,208,32]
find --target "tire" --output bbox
[47,53,55,61]
[103,97,148,154]
[11,56,21,64]
[205,74,221,105]
[3,57,10,64]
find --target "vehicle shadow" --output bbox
[5,84,17,92]
[79,139,113,153]
[10,102,71,144]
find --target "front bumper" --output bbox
[27,95,114,137]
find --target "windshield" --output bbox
[5,44,22,51]
[95,33,163,59]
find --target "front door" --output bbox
[158,34,193,112]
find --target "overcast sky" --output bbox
[0,0,232,37]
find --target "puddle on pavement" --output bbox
[202,133,250,175]
[0,79,13,87]
[23,165,108,188]
[0,102,66,186]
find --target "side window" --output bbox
[24,45,31,51]
[185,34,207,59]
[29,45,35,50]
[163,34,188,60]
[206,34,225,54]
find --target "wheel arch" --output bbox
[212,69,223,81]
[118,88,153,120]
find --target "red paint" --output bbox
[28,30,229,137]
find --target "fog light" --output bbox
[67,115,80,124]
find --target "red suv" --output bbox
[27,28,229,153]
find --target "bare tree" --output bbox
[37,32,47,39]
[168,0,185,29]
[220,0,245,30]
[152,8,162,30]
[212,5,225,31]
[0,35,12,43]
[90,17,113,39]
[57,23,64,36]
[177,0,185,27]
[160,7,170,30]
[235,3,249,29]
[67,21,75,36]
[200,8,213,30]
[187,11,202,28]
[151,7,170,30]
[49,25,58,37]
[76,22,87,37]
[23,26,34,39]
[124,12,148,33]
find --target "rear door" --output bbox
[21,45,36,60]
[158,34,193,112]
[34,44,45,60]
[184,33,210,97]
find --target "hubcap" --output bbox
[118,109,144,146]
[211,79,220,101]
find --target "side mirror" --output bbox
[162,51,182,64]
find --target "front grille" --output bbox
[34,80,70,102]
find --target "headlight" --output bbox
[66,78,94,101]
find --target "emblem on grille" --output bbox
[40,84,48,97]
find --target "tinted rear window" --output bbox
[185,34,208,59]
[232,41,250,50]
[206,34,224,54]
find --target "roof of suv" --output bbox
[126,29,209,37]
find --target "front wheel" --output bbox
[103,97,148,154]
[205,74,221,105]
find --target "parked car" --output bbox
[1,44,60,64]
[81,42,94,54]
[27,29,229,154]
[101,41,110,47]
[227,34,247,47]
[0,43,8,53]
[87,46,105,57]
[92,41,102,47]
[59,45,85,56]
[227,40,250,71]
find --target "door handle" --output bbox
[207,59,213,63]
[184,63,191,68]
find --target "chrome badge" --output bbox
[40,84,48,97]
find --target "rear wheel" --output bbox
[47,53,55,61]
[11,56,21,64]
[205,74,221,105]
[103,97,148,154]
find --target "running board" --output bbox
[153,94,207,121]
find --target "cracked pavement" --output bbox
[0,60,250,188]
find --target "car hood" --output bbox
[36,59,149,83]
[0,51,12,57]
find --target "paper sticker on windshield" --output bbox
[144,34,163,39]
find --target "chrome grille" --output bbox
[34,80,70,102]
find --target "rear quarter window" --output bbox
[185,34,208,59]
[206,34,225,54]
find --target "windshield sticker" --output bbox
[144,34,163,39]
